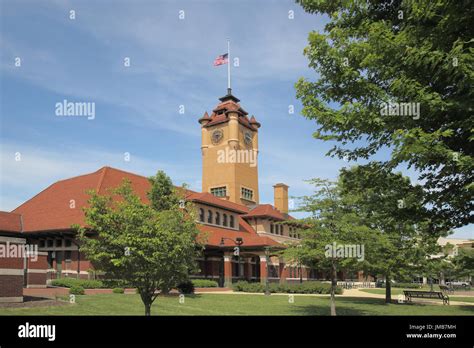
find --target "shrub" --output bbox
[112,287,125,294]
[69,285,85,295]
[51,278,104,289]
[232,281,265,293]
[191,279,218,288]
[233,281,342,294]
[177,280,195,294]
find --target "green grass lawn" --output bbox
[360,289,474,302]
[0,293,473,316]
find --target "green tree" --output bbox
[76,174,201,316]
[147,170,180,211]
[285,178,371,315]
[295,0,473,228]
[451,247,474,280]
[339,163,446,302]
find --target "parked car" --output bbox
[446,281,471,288]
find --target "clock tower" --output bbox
[199,92,261,207]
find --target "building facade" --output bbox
[0,92,364,298]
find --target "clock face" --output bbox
[211,129,223,145]
[244,131,252,146]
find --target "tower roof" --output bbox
[199,94,259,131]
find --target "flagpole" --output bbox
[227,39,231,95]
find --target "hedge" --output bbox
[191,279,218,288]
[51,278,104,289]
[177,280,195,294]
[69,285,85,295]
[233,281,343,294]
[112,287,125,294]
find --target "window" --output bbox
[47,240,53,247]
[210,186,227,197]
[280,225,284,235]
[229,215,235,228]
[39,240,45,248]
[207,210,213,224]
[223,214,228,227]
[199,208,205,222]
[65,239,72,247]
[215,212,220,225]
[65,251,72,261]
[241,187,254,201]
[270,224,274,234]
[55,239,62,247]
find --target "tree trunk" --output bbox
[385,274,391,304]
[330,260,337,316]
[144,302,151,316]
[139,290,153,316]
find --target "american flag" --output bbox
[213,53,228,66]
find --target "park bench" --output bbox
[403,290,449,305]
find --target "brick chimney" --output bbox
[273,183,289,214]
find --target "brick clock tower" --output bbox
[199,91,261,207]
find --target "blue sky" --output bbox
[0,0,471,239]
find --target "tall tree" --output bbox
[76,174,201,316]
[339,163,446,302]
[295,0,473,229]
[451,248,474,281]
[285,178,371,315]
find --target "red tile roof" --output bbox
[186,192,249,214]
[11,167,281,248]
[0,211,23,234]
[12,167,151,233]
[242,204,292,221]
[198,216,282,248]
[201,97,259,131]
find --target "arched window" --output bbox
[229,215,235,228]
[270,224,274,234]
[215,212,220,225]
[207,210,213,224]
[223,214,228,227]
[199,208,204,222]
